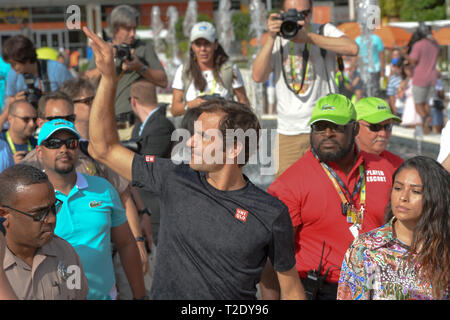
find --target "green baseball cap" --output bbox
[309,94,356,126]
[355,97,401,123]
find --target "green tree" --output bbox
[379,0,404,18]
[232,12,251,41]
[400,0,446,21]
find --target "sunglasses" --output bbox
[311,121,353,133]
[45,114,76,123]
[73,96,95,106]
[1,199,63,222]
[360,122,393,132]
[41,138,79,150]
[12,114,37,123]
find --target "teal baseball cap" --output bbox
[355,97,401,123]
[309,94,356,126]
[38,119,80,146]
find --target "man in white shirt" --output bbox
[252,0,358,177]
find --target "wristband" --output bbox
[135,236,145,242]
[184,104,189,111]
[138,208,151,216]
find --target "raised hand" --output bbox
[83,27,116,80]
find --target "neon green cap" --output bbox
[355,97,401,123]
[309,94,356,126]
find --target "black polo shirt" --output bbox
[132,154,296,300]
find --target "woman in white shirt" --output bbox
[171,21,249,116]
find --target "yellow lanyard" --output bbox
[6,130,32,155]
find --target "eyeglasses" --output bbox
[73,96,95,106]
[1,199,63,222]
[12,114,37,123]
[311,121,353,133]
[45,114,76,123]
[41,138,79,150]
[360,122,393,132]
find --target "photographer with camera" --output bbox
[170,21,250,117]
[0,35,73,130]
[85,4,167,141]
[252,0,358,178]
[0,100,37,164]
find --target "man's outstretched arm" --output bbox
[83,27,135,181]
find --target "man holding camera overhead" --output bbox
[85,4,167,141]
[252,0,358,178]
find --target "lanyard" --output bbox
[6,130,32,155]
[311,148,366,227]
[200,77,217,96]
[290,41,310,94]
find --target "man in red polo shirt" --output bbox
[355,97,404,170]
[261,94,395,300]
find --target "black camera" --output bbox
[201,94,223,101]
[23,74,43,109]
[114,43,132,62]
[276,9,306,40]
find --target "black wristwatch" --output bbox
[138,208,151,217]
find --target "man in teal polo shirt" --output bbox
[35,119,146,300]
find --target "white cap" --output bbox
[190,21,217,43]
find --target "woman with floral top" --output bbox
[337,156,450,300]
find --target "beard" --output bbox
[311,130,356,163]
[54,154,75,174]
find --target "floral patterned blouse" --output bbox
[337,218,448,300]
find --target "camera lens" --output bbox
[281,20,300,39]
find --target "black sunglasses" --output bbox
[45,114,76,123]
[73,96,95,105]
[360,122,393,132]
[41,138,79,150]
[311,121,353,133]
[1,199,63,222]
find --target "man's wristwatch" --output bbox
[140,64,148,74]
[138,208,151,217]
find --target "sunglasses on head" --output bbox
[311,121,353,133]
[45,114,76,123]
[1,199,63,222]
[360,122,393,132]
[41,137,79,150]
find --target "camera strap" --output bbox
[37,59,51,94]
[280,39,310,95]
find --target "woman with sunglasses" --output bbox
[338,156,450,300]
[354,97,404,170]
[170,21,249,117]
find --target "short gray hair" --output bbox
[109,5,140,35]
